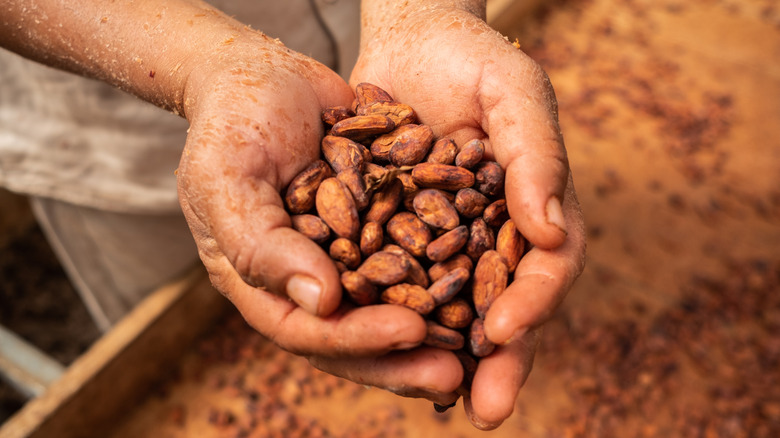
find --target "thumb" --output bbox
[180,171,343,317]
[482,62,569,250]
[178,124,343,318]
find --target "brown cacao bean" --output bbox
[466,217,495,261]
[364,178,403,225]
[284,160,333,214]
[290,214,330,244]
[331,114,396,142]
[426,138,458,165]
[423,320,465,350]
[413,189,460,231]
[426,225,469,263]
[357,251,411,286]
[411,162,475,191]
[435,298,474,329]
[340,271,378,306]
[315,177,360,241]
[455,139,485,169]
[321,106,353,126]
[329,238,361,270]
[355,82,393,108]
[496,219,525,273]
[383,244,430,288]
[474,161,505,197]
[428,253,474,283]
[472,250,508,319]
[381,283,435,315]
[370,124,418,163]
[386,211,432,258]
[321,135,365,173]
[427,267,470,305]
[454,188,490,219]
[468,317,496,357]
[337,167,370,211]
[483,199,509,228]
[359,221,384,257]
[358,101,416,127]
[389,124,434,167]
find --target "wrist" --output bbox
[359,0,487,47]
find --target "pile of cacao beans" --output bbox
[283,83,526,398]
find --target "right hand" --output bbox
[175,30,464,404]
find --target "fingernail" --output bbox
[504,327,528,345]
[286,274,322,315]
[392,340,420,350]
[545,196,567,235]
[464,396,503,431]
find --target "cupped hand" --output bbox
[351,7,587,429]
[175,32,463,401]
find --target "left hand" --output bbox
[348,4,587,430]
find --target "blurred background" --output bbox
[2,0,779,436]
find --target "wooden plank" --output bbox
[0,266,230,438]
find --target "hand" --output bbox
[352,5,587,429]
[175,31,464,402]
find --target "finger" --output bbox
[484,178,586,344]
[206,249,429,356]
[216,184,344,316]
[307,62,355,109]
[480,57,570,250]
[309,347,463,405]
[463,329,541,430]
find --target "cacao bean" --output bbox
[341,271,378,306]
[284,160,333,214]
[426,225,469,263]
[424,320,465,350]
[315,177,360,241]
[435,298,474,329]
[413,189,460,231]
[359,221,384,257]
[389,124,434,167]
[496,219,525,273]
[386,211,432,258]
[331,114,396,142]
[290,214,330,244]
[329,238,361,270]
[321,135,364,173]
[383,244,430,288]
[466,217,495,261]
[454,188,490,219]
[357,251,411,286]
[426,138,458,165]
[455,139,485,169]
[427,267,470,305]
[411,162,475,191]
[483,199,509,228]
[468,317,496,357]
[474,161,505,197]
[355,82,393,108]
[472,250,508,319]
[381,283,435,315]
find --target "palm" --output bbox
[351,9,586,430]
